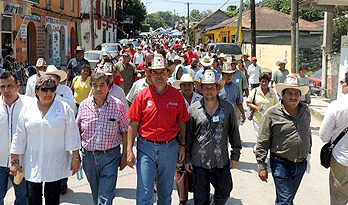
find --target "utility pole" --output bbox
[321,11,334,98]
[89,0,95,50]
[250,0,256,57]
[290,0,298,73]
[234,0,243,45]
[187,2,190,43]
[173,10,175,29]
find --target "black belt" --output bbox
[82,146,117,155]
[142,137,176,145]
[272,153,305,163]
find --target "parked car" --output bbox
[119,39,139,47]
[84,50,103,70]
[308,68,321,94]
[207,43,242,59]
[100,43,122,59]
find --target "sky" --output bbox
[141,0,262,16]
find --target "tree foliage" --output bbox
[122,0,147,33]
[225,2,250,17]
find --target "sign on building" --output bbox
[120,15,134,24]
[20,24,27,39]
[0,1,31,15]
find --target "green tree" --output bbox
[122,0,147,33]
[190,9,204,21]
[147,13,167,29]
[225,2,250,17]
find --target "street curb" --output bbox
[309,107,324,122]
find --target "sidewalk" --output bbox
[309,95,331,121]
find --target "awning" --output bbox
[0,0,32,15]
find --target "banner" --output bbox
[0,1,31,15]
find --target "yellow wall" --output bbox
[205,27,242,44]
[244,44,292,73]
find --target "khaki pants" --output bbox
[330,157,348,205]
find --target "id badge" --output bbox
[212,116,219,122]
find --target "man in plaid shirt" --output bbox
[76,73,128,205]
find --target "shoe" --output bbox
[179,202,186,205]
[60,184,67,195]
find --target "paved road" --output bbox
[5,116,329,205]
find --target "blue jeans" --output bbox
[136,137,178,205]
[82,146,121,205]
[0,166,28,205]
[270,154,307,205]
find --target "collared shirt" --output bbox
[186,97,242,169]
[0,95,35,167]
[56,84,76,110]
[245,87,278,123]
[25,74,38,98]
[255,102,312,171]
[247,64,261,84]
[115,61,136,94]
[127,85,189,141]
[231,69,248,96]
[88,84,129,111]
[67,58,90,81]
[319,94,348,166]
[126,77,149,103]
[73,76,91,104]
[11,99,81,182]
[134,52,145,65]
[77,95,128,151]
[219,82,242,106]
[183,91,202,109]
[298,75,311,103]
[184,51,198,65]
[272,69,289,84]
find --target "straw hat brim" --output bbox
[276,60,287,66]
[172,79,194,89]
[275,83,309,97]
[174,57,184,64]
[200,79,225,89]
[39,70,67,82]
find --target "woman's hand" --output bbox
[10,164,22,176]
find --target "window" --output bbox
[46,0,51,6]
[0,15,13,55]
[60,0,64,10]
[2,16,11,32]
[71,0,74,11]
[102,2,105,16]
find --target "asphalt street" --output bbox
[5,116,329,205]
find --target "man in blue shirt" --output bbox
[66,46,89,86]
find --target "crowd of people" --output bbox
[0,35,347,205]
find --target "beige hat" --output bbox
[35,58,47,67]
[222,63,237,73]
[200,56,213,67]
[200,69,225,88]
[151,54,167,70]
[172,74,194,89]
[218,53,226,58]
[40,65,67,82]
[76,46,84,51]
[275,74,309,96]
[173,55,184,64]
[276,59,287,66]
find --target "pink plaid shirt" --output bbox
[77,95,129,151]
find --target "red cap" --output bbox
[251,56,257,61]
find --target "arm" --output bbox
[255,114,272,171]
[178,122,186,163]
[228,108,242,168]
[185,114,195,173]
[237,104,245,121]
[126,121,139,168]
[319,105,335,143]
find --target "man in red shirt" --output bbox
[184,45,198,65]
[125,43,136,56]
[127,54,189,204]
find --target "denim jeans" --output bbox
[270,154,307,205]
[0,166,27,205]
[27,180,61,205]
[136,136,178,205]
[82,146,121,205]
[192,164,232,205]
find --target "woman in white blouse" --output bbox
[10,75,81,205]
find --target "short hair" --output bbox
[35,75,58,89]
[259,73,271,82]
[90,72,112,86]
[0,71,18,83]
[345,71,348,84]
[80,64,92,75]
[299,66,307,72]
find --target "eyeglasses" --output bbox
[39,87,57,93]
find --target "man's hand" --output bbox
[230,159,238,169]
[10,164,22,176]
[120,154,127,171]
[185,163,193,173]
[178,146,185,163]
[241,113,246,121]
[127,150,136,168]
[70,159,81,175]
[258,169,268,182]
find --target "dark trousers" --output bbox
[270,154,307,205]
[27,180,61,205]
[251,83,259,89]
[175,163,193,202]
[193,165,232,205]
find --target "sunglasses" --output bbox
[39,87,57,93]
[340,80,346,85]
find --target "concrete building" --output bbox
[80,0,123,51]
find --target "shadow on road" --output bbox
[60,190,93,205]
[241,141,256,148]
[115,188,137,200]
[186,196,243,205]
[236,161,258,173]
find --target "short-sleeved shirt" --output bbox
[247,64,261,84]
[246,87,278,123]
[184,51,198,65]
[272,69,289,84]
[67,58,90,81]
[126,78,149,103]
[230,69,248,96]
[127,85,189,141]
[219,82,242,106]
[73,76,91,104]
[115,61,136,94]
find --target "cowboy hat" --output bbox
[172,74,194,89]
[200,56,213,67]
[200,69,225,88]
[242,53,250,57]
[275,74,309,97]
[222,63,237,74]
[173,55,184,64]
[276,59,287,66]
[40,65,67,82]
[35,58,47,67]
[151,54,167,70]
[218,53,226,58]
[76,46,84,51]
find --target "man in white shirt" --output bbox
[319,71,348,205]
[0,71,32,204]
[247,57,262,89]
[25,58,47,97]
[133,46,145,68]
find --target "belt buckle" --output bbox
[153,141,161,146]
[294,158,298,163]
